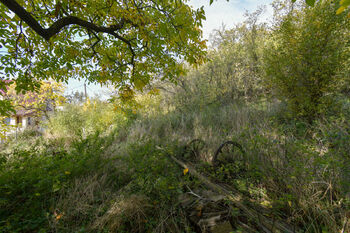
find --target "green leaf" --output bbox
[66,63,73,70]
[305,0,316,6]
[340,0,350,7]
[0,0,207,117]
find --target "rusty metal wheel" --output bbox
[183,139,206,162]
[212,141,245,167]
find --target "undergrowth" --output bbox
[1,99,349,232]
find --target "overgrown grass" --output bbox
[115,98,350,232]
[0,95,349,232]
[0,132,116,232]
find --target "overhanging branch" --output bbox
[1,0,137,73]
[0,0,125,40]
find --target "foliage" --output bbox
[0,80,65,139]
[0,79,15,116]
[47,104,85,139]
[65,90,85,104]
[213,0,350,16]
[293,0,350,17]
[0,126,194,232]
[263,1,350,119]
[47,99,121,139]
[0,116,15,139]
[0,1,350,232]
[125,96,350,231]
[0,0,206,104]
[0,132,112,232]
[336,0,350,16]
[6,80,66,117]
[156,7,268,113]
[1,81,350,232]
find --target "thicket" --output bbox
[264,1,350,119]
[0,1,349,232]
[46,98,121,140]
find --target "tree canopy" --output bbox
[0,0,207,114]
[293,0,350,16]
[1,0,349,117]
[6,80,66,117]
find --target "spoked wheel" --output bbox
[212,141,245,167]
[183,139,206,162]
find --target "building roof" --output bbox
[15,109,36,116]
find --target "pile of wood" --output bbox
[163,140,297,233]
[179,189,232,233]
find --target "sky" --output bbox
[1,0,274,99]
[189,0,273,39]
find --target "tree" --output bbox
[293,0,350,17]
[0,0,206,114]
[160,7,269,111]
[65,91,85,104]
[263,1,350,119]
[6,80,66,118]
[0,80,65,138]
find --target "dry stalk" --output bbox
[168,153,296,233]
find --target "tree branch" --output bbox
[1,0,125,40]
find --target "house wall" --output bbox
[9,116,31,128]
[10,117,16,126]
[22,117,27,128]
[6,112,52,138]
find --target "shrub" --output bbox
[47,99,123,140]
[263,1,350,119]
[0,133,111,232]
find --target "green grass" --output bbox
[0,98,349,232]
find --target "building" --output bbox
[1,80,59,136]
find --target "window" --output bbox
[16,116,21,125]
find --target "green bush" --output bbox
[0,133,112,232]
[263,1,350,119]
[47,100,124,139]
[48,104,85,138]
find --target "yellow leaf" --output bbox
[336,6,346,14]
[65,171,71,175]
[288,201,292,207]
[56,214,63,220]
[148,88,160,95]
[260,200,272,208]
[183,168,189,175]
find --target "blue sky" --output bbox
[189,0,273,39]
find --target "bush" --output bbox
[47,99,124,140]
[0,133,112,232]
[263,1,350,119]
